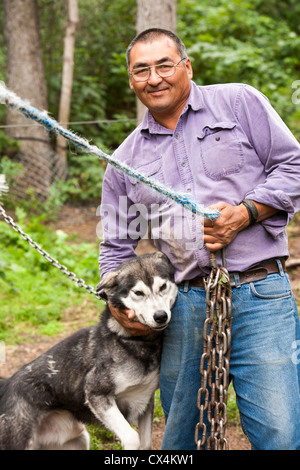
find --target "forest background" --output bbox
[1,0,300,203]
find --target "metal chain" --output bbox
[195,252,233,450]
[0,204,101,300]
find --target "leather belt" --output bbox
[184,258,286,288]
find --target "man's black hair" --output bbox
[126,28,187,68]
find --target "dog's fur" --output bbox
[0,252,178,450]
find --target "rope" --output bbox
[0,82,220,222]
[0,118,137,129]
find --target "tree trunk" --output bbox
[56,0,79,179]
[136,0,177,123]
[4,0,53,200]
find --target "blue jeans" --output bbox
[160,268,300,450]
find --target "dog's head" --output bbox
[97,252,178,331]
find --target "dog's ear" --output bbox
[155,251,169,261]
[154,251,175,277]
[155,251,174,268]
[96,271,118,300]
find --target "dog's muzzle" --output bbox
[153,310,169,326]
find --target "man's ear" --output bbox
[129,76,134,91]
[185,57,193,80]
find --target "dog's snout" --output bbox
[153,310,168,325]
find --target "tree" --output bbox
[56,0,79,178]
[135,0,177,123]
[136,0,177,33]
[3,0,53,199]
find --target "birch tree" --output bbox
[56,0,79,178]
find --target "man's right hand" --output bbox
[108,302,154,336]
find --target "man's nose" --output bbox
[147,67,163,85]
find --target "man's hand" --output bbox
[108,302,153,336]
[203,201,249,252]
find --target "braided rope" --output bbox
[0,82,219,221]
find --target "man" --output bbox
[99,28,300,450]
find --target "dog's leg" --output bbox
[58,428,90,450]
[138,394,154,450]
[87,395,140,450]
[33,410,90,450]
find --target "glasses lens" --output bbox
[156,63,175,77]
[133,68,149,81]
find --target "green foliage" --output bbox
[88,424,123,450]
[255,0,300,35]
[54,151,106,203]
[38,0,137,139]
[0,212,104,343]
[227,383,240,424]
[0,134,20,155]
[0,155,23,185]
[153,389,165,422]
[177,0,300,138]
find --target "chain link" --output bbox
[195,252,233,450]
[0,204,102,300]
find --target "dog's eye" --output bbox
[134,290,145,297]
[160,283,167,292]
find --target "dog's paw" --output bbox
[122,430,140,450]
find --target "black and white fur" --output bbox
[0,252,178,450]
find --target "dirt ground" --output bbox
[2,203,300,451]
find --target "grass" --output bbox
[0,208,104,343]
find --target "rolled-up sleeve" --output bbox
[237,85,300,237]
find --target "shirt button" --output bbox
[175,134,180,140]
[181,162,186,167]
[187,188,192,192]
[215,136,220,141]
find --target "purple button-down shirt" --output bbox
[99,81,300,283]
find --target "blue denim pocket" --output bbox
[250,273,292,300]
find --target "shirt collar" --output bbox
[185,80,204,112]
[140,81,204,137]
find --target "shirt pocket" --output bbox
[127,158,166,206]
[197,121,244,181]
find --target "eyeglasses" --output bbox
[129,58,187,82]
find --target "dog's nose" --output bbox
[154,310,168,325]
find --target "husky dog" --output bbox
[0,252,178,450]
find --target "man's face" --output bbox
[128,36,193,120]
